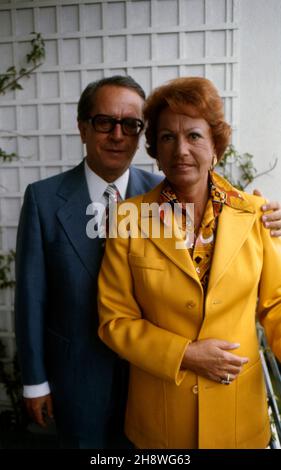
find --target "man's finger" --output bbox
[262,210,281,222]
[253,188,262,197]
[46,396,54,419]
[33,408,47,427]
[270,229,281,237]
[262,201,280,212]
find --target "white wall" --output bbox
[240,0,281,199]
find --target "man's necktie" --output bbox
[101,183,121,238]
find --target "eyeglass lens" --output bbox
[90,114,143,136]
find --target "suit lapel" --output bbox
[126,166,145,198]
[55,164,150,278]
[139,184,201,284]
[137,183,257,289]
[56,162,104,279]
[208,204,256,292]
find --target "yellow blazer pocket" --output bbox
[128,255,166,322]
[128,254,165,271]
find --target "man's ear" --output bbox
[78,120,87,143]
[156,159,162,171]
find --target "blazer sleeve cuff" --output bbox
[173,338,193,386]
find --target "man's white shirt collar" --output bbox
[84,159,129,203]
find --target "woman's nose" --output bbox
[175,136,190,156]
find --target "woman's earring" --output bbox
[210,154,217,170]
[156,159,162,171]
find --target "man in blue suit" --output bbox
[15,75,281,448]
[15,76,161,448]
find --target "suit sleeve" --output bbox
[15,184,48,385]
[98,232,190,386]
[256,210,281,362]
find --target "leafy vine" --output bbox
[0,33,45,162]
[218,144,278,190]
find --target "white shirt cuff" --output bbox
[23,382,51,398]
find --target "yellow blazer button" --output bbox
[192,385,198,394]
[186,301,196,309]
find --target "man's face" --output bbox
[78,85,144,182]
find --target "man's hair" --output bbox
[77,75,146,121]
[144,76,231,161]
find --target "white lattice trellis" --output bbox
[0,0,240,403]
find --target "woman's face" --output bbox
[156,106,214,193]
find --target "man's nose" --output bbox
[110,123,123,139]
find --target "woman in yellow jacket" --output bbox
[98,77,281,449]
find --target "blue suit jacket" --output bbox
[15,161,162,447]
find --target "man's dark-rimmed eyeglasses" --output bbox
[88,114,144,136]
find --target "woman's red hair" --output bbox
[144,76,231,161]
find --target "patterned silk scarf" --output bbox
[159,171,242,292]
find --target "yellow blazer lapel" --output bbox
[139,184,201,285]
[208,204,256,292]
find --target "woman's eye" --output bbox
[189,132,201,141]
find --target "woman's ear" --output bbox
[210,153,217,170]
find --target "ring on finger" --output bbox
[220,378,230,385]
[220,373,231,385]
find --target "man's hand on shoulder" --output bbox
[253,189,281,237]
